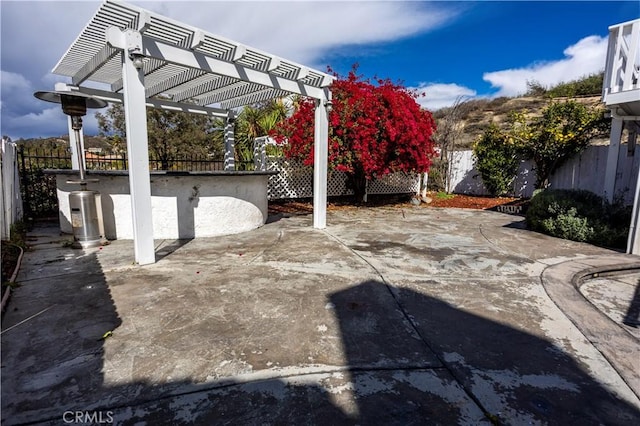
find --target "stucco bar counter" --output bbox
[45,170,278,240]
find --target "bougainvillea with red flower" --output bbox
[272,65,437,201]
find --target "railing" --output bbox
[603,19,640,102]
[18,148,71,219]
[17,148,245,172]
[16,147,253,218]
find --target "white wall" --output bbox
[449,145,640,203]
[56,174,269,240]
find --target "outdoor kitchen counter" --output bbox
[45,169,278,240]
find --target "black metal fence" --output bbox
[18,148,71,219]
[17,147,253,219]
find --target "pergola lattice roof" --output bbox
[47,0,332,265]
[53,0,333,110]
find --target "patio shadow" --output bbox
[2,270,639,424]
[329,280,640,425]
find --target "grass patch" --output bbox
[435,192,455,200]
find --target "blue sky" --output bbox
[1,0,638,141]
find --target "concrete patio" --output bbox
[2,206,639,425]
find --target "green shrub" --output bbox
[541,207,593,242]
[427,159,446,192]
[527,73,604,98]
[473,124,522,196]
[526,189,631,249]
[546,73,604,98]
[9,221,29,248]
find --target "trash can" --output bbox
[69,189,102,248]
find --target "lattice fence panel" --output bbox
[368,172,420,195]
[327,170,353,196]
[267,158,313,199]
[267,158,420,200]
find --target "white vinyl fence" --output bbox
[266,157,420,200]
[1,138,23,239]
[449,145,640,204]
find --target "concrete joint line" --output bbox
[47,365,452,418]
[320,228,498,422]
[242,230,284,266]
[478,224,533,262]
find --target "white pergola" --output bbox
[50,0,334,265]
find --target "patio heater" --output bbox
[34,90,108,248]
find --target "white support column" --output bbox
[313,93,329,229]
[253,137,267,171]
[604,118,624,203]
[420,173,429,200]
[67,116,86,171]
[121,30,155,265]
[224,111,235,171]
[628,159,640,254]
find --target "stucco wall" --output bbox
[56,173,269,240]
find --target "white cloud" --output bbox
[1,69,48,119]
[1,0,458,139]
[483,35,608,97]
[3,107,67,140]
[409,83,477,111]
[136,1,455,65]
[0,70,31,91]
[1,103,102,141]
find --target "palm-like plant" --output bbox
[234,99,289,164]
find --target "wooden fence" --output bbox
[449,145,640,204]
[1,139,23,239]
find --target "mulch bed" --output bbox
[268,193,529,215]
[429,194,523,210]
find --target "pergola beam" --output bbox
[74,86,229,117]
[136,34,327,100]
[145,67,206,99]
[111,58,167,92]
[195,81,253,106]
[170,75,237,102]
[72,44,119,86]
[220,88,289,110]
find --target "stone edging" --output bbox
[541,254,640,399]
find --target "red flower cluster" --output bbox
[272,66,437,181]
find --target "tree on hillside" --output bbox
[146,108,218,170]
[272,66,437,202]
[526,72,604,98]
[95,104,221,169]
[95,104,127,156]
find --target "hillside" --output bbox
[433,94,606,150]
[13,134,112,152]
